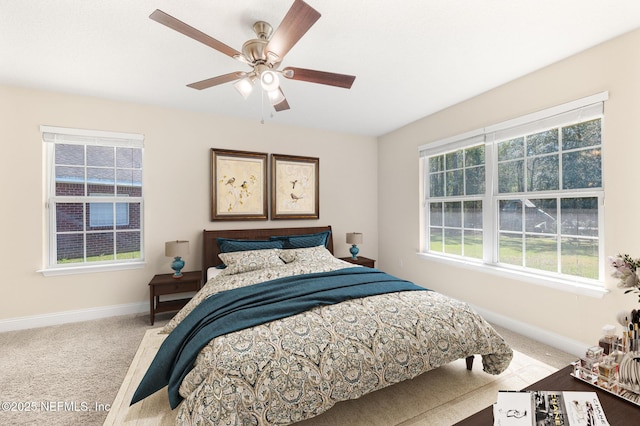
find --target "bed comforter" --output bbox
[140,249,513,425]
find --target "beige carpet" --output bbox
[105,328,558,426]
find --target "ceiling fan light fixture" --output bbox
[267,89,285,105]
[233,77,255,99]
[260,70,280,92]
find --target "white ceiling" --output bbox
[2,0,640,137]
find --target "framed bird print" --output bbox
[271,154,319,220]
[211,148,268,221]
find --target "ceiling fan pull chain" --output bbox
[260,88,265,124]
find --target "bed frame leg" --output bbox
[465,355,474,370]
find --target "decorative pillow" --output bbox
[217,238,284,253]
[218,248,285,275]
[279,245,336,264]
[269,230,331,249]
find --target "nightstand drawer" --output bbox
[153,280,200,295]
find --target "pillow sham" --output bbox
[279,245,337,264]
[217,237,284,253]
[269,230,331,249]
[218,248,285,276]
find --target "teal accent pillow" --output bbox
[217,238,284,254]
[270,231,331,249]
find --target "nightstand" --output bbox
[339,256,376,268]
[148,270,202,325]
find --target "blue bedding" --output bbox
[130,267,428,408]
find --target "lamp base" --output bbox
[171,256,185,278]
[349,245,359,259]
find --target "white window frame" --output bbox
[418,93,608,297]
[40,126,145,276]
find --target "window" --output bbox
[41,126,144,274]
[419,93,606,288]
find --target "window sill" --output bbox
[39,261,146,277]
[416,252,608,299]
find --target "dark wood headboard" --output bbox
[202,226,334,284]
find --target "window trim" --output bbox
[40,125,145,276]
[418,92,608,293]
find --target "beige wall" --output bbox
[0,85,377,322]
[378,28,640,351]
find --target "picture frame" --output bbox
[271,154,319,220]
[210,148,268,221]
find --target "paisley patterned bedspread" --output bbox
[158,246,513,425]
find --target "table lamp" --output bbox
[346,232,363,259]
[165,240,190,278]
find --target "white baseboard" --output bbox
[472,305,589,358]
[0,302,148,333]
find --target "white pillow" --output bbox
[218,248,285,275]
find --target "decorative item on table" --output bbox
[608,253,640,303]
[346,232,363,259]
[165,240,190,278]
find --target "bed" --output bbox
[131,225,513,425]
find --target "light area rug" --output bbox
[105,328,558,426]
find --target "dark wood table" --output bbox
[454,365,640,425]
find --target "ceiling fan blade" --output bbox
[273,88,290,112]
[265,0,320,62]
[282,67,356,89]
[150,9,241,59]
[187,72,243,90]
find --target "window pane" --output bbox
[562,119,601,150]
[465,166,485,195]
[499,200,522,232]
[445,170,463,196]
[527,155,559,191]
[563,148,601,189]
[498,137,524,161]
[464,230,483,259]
[430,172,444,197]
[430,228,443,252]
[499,233,522,266]
[464,200,482,228]
[444,229,462,255]
[465,145,484,167]
[57,233,84,263]
[429,155,444,173]
[116,147,142,168]
[527,129,558,156]
[87,145,114,167]
[117,202,140,230]
[525,235,557,272]
[445,150,463,169]
[561,237,598,279]
[498,160,524,193]
[444,202,462,227]
[430,202,443,226]
[56,203,84,232]
[116,231,141,259]
[525,198,557,234]
[561,197,598,237]
[55,166,85,196]
[55,144,84,166]
[86,232,114,261]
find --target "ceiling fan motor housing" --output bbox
[241,21,274,64]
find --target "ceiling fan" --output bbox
[150,0,356,112]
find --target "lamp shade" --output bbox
[165,240,190,258]
[346,233,363,245]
